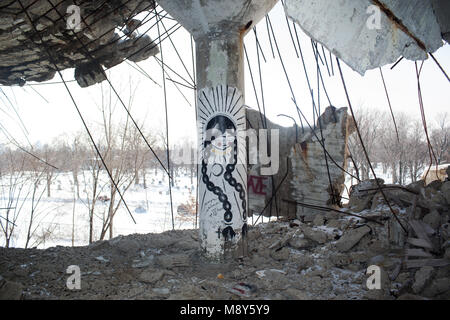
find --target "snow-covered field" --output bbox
[0,163,418,249]
[0,169,198,249]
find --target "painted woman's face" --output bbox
[205,127,235,165]
[211,129,235,153]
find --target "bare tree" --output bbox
[0,149,29,247]
[69,133,85,199]
[404,119,428,182]
[24,159,47,249]
[430,112,449,165]
[348,107,382,180]
[80,144,104,244]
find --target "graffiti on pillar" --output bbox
[198,85,247,241]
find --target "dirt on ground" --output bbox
[0,219,370,300]
[2,175,450,302]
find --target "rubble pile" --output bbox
[0,170,449,300]
[344,167,450,299]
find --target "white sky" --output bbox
[0,2,449,150]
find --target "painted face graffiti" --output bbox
[204,124,236,165]
[197,85,248,250]
[201,115,246,241]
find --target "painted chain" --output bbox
[201,140,247,241]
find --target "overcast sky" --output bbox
[0,2,449,150]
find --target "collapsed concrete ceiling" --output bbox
[0,0,159,87]
[0,0,448,87]
[284,0,450,75]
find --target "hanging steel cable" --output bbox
[17,0,137,226]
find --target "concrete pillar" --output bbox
[157,0,278,261]
[196,33,247,260]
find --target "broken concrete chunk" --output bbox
[270,247,290,261]
[74,62,107,88]
[284,0,443,75]
[289,237,312,250]
[95,256,109,263]
[0,277,23,300]
[88,240,111,252]
[348,179,384,212]
[301,225,328,244]
[313,214,325,227]
[0,1,159,86]
[283,288,310,300]
[335,226,371,252]
[412,266,436,294]
[110,237,140,255]
[291,254,314,271]
[132,255,155,268]
[441,181,450,204]
[423,211,441,230]
[422,277,450,298]
[156,254,190,269]
[152,287,170,296]
[406,180,425,194]
[139,269,165,284]
[329,253,352,267]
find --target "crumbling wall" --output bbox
[246,106,354,221]
[246,107,297,219]
[290,106,354,221]
[0,0,158,87]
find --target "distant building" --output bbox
[422,164,449,185]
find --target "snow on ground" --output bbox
[0,169,198,249]
[1,163,418,249]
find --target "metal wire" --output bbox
[17,0,137,226]
[336,57,407,234]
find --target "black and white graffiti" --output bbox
[198,85,247,253]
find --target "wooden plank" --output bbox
[405,259,450,269]
[405,248,433,258]
[407,238,434,249]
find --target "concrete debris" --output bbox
[270,247,290,261]
[288,236,312,250]
[423,211,442,230]
[132,256,155,269]
[335,226,371,252]
[139,269,165,285]
[95,256,109,263]
[1,175,450,300]
[0,275,23,300]
[152,287,170,296]
[422,278,450,298]
[284,0,445,75]
[156,254,191,269]
[412,266,436,294]
[301,225,328,244]
[433,0,450,42]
